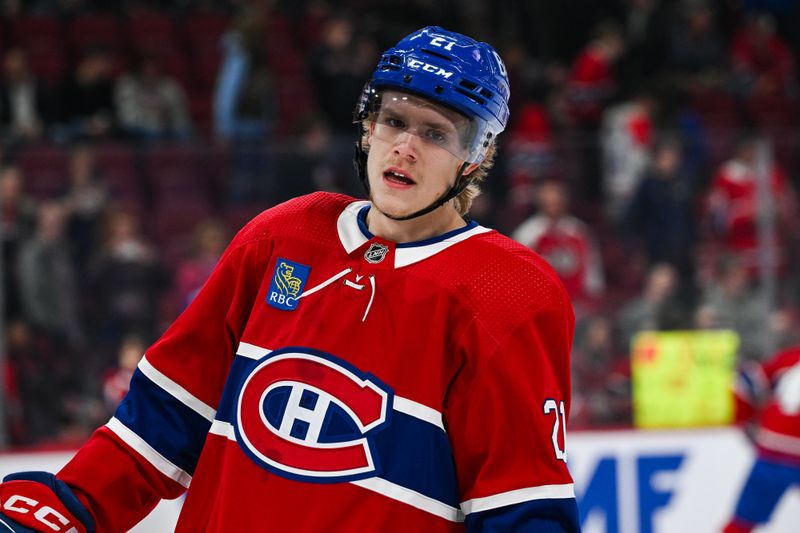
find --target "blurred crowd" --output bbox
[2,0,800,445]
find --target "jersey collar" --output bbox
[336,200,491,268]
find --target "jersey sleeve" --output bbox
[443,279,579,532]
[56,220,271,531]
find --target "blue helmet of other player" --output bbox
[353,26,510,219]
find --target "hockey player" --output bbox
[723,347,800,533]
[0,27,579,532]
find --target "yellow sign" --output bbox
[632,330,739,428]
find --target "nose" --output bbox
[392,132,419,161]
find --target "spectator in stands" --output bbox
[174,217,228,311]
[703,133,796,278]
[115,51,192,141]
[308,15,377,133]
[570,314,631,427]
[565,20,625,129]
[601,88,657,220]
[59,143,110,274]
[102,333,145,416]
[664,1,728,89]
[87,209,169,348]
[54,46,117,141]
[695,254,769,360]
[504,101,556,227]
[0,164,38,322]
[565,20,626,201]
[617,263,689,352]
[213,3,277,142]
[274,113,350,201]
[621,135,697,279]
[512,180,605,319]
[17,201,84,351]
[730,12,796,98]
[4,319,65,445]
[213,2,278,203]
[617,0,671,87]
[0,48,54,142]
[2,320,24,445]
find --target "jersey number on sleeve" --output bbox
[543,399,567,463]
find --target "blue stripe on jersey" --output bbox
[464,497,580,532]
[370,410,459,506]
[217,355,460,508]
[114,369,212,476]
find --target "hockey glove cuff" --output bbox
[0,472,95,533]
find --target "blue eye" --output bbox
[425,129,446,143]
[386,117,405,129]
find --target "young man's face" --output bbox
[365,91,475,219]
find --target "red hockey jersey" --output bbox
[705,159,794,260]
[57,193,578,531]
[736,348,800,465]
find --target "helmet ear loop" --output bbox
[353,122,371,194]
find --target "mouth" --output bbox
[383,166,416,188]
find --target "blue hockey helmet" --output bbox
[355,26,510,164]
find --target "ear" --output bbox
[461,162,480,176]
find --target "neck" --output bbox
[366,203,466,243]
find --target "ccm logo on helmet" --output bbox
[2,494,79,533]
[407,58,454,79]
[235,348,393,483]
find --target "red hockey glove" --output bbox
[0,472,95,533]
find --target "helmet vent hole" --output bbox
[458,79,478,90]
[388,55,402,65]
[454,87,485,105]
[435,86,444,93]
[479,88,493,98]
[421,49,453,61]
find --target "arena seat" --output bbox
[66,14,123,57]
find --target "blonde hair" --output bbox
[453,142,496,215]
[360,126,497,216]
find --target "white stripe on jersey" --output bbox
[206,419,463,521]
[106,417,192,488]
[138,356,216,422]
[209,419,236,440]
[237,342,272,360]
[394,226,492,268]
[393,397,444,431]
[460,483,576,515]
[756,428,800,456]
[351,477,465,523]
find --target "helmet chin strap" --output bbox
[378,162,470,221]
[353,135,473,222]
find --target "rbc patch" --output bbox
[267,258,310,311]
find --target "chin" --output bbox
[370,191,418,220]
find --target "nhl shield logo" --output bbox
[364,243,389,264]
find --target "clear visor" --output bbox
[363,91,489,164]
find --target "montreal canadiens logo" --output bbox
[235,348,393,483]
